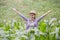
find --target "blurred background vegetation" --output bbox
[0,0,60,23]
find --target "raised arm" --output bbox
[12,8,28,21]
[36,10,52,22]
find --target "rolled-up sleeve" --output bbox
[19,13,28,21]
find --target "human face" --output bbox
[29,13,36,20]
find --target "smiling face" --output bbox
[29,13,36,21]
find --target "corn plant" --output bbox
[0,18,60,40]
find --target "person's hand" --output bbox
[43,9,52,16]
[12,8,17,11]
[12,8,20,14]
[47,9,52,13]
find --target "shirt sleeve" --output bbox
[19,13,28,21]
[13,9,28,21]
[36,10,51,22]
[36,14,47,22]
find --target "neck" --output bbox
[30,18,35,21]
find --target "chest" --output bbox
[27,20,36,27]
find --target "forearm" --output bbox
[36,10,52,22]
[12,8,28,21]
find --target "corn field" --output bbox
[0,0,60,40]
[0,18,60,40]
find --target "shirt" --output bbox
[13,9,51,30]
[18,13,46,30]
